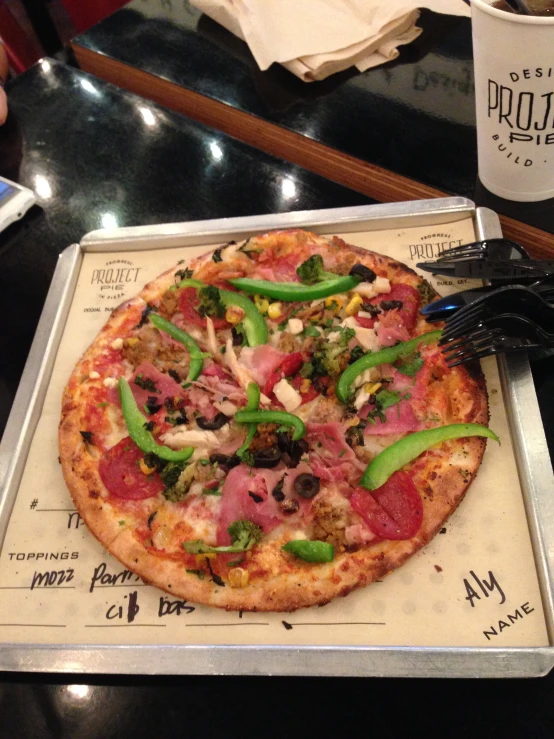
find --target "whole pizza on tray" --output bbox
[59,229,498,611]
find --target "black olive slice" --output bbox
[294,473,321,499]
[277,433,308,467]
[252,448,281,468]
[209,453,240,470]
[196,413,229,430]
[349,264,376,283]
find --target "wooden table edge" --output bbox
[73,43,554,258]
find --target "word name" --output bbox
[484,602,535,641]
[8,551,79,561]
[463,569,505,608]
[31,568,74,590]
[158,597,195,617]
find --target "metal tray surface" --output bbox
[0,197,553,678]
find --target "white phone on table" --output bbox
[0,175,36,233]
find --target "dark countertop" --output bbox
[73,0,554,236]
[0,60,553,737]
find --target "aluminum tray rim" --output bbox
[1,197,553,678]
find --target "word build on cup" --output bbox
[471,0,554,201]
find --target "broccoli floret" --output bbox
[182,519,263,554]
[163,463,196,502]
[313,343,347,377]
[197,285,225,318]
[296,255,338,285]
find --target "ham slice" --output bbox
[130,361,184,410]
[217,465,284,544]
[376,312,411,347]
[306,422,359,463]
[361,400,420,436]
[238,345,288,387]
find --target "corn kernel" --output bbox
[345,294,363,316]
[125,337,139,347]
[366,382,382,395]
[300,378,312,394]
[228,567,249,588]
[139,458,156,476]
[225,305,246,324]
[253,294,270,314]
[267,302,282,319]
[325,295,344,311]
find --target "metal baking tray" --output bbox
[1,197,553,678]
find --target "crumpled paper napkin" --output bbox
[190,0,471,81]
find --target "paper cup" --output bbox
[471,0,554,201]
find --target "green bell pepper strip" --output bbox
[236,382,261,459]
[177,278,267,346]
[229,275,359,302]
[336,330,443,404]
[234,409,306,441]
[282,540,334,563]
[149,313,205,381]
[118,378,194,462]
[360,423,500,491]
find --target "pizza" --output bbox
[59,229,495,612]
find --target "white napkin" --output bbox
[191,0,471,82]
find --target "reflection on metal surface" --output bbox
[34,174,53,201]
[101,213,119,229]
[209,140,223,161]
[40,59,52,72]
[138,106,157,127]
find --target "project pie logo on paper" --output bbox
[90,259,142,301]
[408,233,463,261]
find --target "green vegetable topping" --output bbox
[234,409,306,441]
[336,330,443,404]
[198,284,226,318]
[282,540,334,563]
[360,423,500,491]
[229,275,360,302]
[162,462,196,502]
[177,278,268,346]
[236,382,261,462]
[296,254,338,285]
[149,314,205,381]
[118,378,194,462]
[183,519,263,554]
[395,351,424,378]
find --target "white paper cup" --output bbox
[471,0,554,201]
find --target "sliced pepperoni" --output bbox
[350,471,423,540]
[99,437,164,500]
[355,284,420,332]
[178,287,229,331]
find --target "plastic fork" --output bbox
[428,238,529,263]
[441,285,554,342]
[441,314,554,367]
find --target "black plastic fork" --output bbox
[441,314,554,367]
[429,238,529,263]
[441,285,554,342]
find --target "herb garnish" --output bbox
[206,558,225,587]
[395,351,424,378]
[186,569,205,580]
[212,248,223,263]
